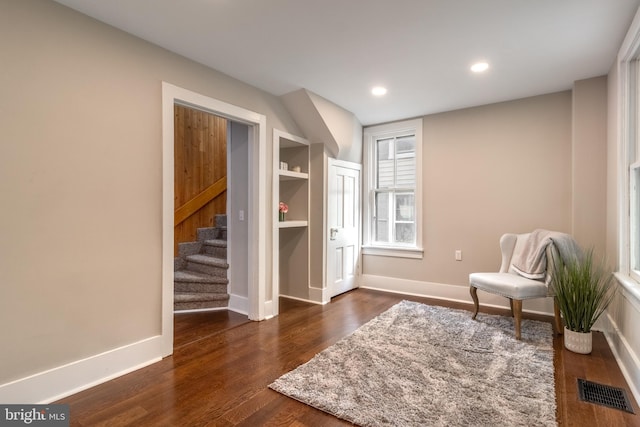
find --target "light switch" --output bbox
[455,250,462,261]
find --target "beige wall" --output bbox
[363,92,573,288]
[572,76,608,255]
[1,0,621,402]
[305,91,363,164]
[309,144,328,293]
[281,89,363,163]
[0,0,300,385]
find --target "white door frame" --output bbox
[161,82,268,356]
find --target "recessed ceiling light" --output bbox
[371,86,387,96]
[471,62,489,73]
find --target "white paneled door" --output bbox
[327,159,361,298]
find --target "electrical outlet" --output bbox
[455,250,462,261]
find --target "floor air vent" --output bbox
[577,379,635,413]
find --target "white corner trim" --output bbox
[309,286,331,304]
[618,4,640,63]
[360,274,555,317]
[0,336,164,404]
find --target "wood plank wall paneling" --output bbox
[174,177,227,227]
[174,105,227,255]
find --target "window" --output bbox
[628,61,640,282]
[363,119,423,258]
[631,162,640,278]
[620,15,640,285]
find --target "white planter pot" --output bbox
[564,327,592,354]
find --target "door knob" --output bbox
[330,228,339,240]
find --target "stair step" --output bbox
[174,301,229,311]
[174,292,230,311]
[175,214,228,312]
[215,214,227,228]
[174,270,228,284]
[204,239,227,248]
[175,281,228,294]
[185,254,228,277]
[197,227,227,242]
[174,269,228,293]
[202,239,227,257]
[174,257,186,272]
[178,241,202,257]
[174,292,229,303]
[185,254,228,268]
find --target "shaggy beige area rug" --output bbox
[270,301,556,427]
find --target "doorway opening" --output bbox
[173,105,230,313]
[162,82,269,357]
[173,105,228,257]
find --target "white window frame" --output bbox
[618,7,640,297]
[362,118,423,259]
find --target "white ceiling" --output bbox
[54,0,640,125]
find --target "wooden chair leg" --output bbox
[470,286,479,320]
[509,298,514,317]
[512,299,522,340]
[553,297,563,335]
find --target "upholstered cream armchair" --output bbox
[469,232,564,340]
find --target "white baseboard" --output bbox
[279,294,325,305]
[0,336,165,404]
[229,293,249,315]
[601,311,640,404]
[360,274,555,317]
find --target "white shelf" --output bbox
[278,220,308,228]
[279,170,309,180]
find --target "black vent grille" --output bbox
[577,378,635,413]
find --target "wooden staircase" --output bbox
[174,214,229,311]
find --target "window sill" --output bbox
[362,245,424,259]
[614,272,640,309]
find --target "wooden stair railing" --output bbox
[174,176,227,227]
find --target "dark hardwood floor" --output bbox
[59,289,639,426]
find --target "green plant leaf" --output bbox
[551,248,615,333]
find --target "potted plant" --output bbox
[551,249,615,354]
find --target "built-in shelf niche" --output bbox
[273,129,310,305]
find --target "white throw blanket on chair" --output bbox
[511,229,581,280]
